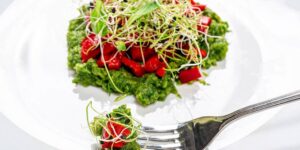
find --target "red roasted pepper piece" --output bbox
[197,16,211,33]
[108,57,122,70]
[185,1,206,16]
[97,54,122,70]
[182,44,190,50]
[101,121,131,149]
[200,16,212,26]
[200,49,207,58]
[102,128,124,149]
[102,42,117,55]
[192,4,206,12]
[194,49,208,58]
[130,45,155,61]
[160,61,167,68]
[107,121,131,136]
[117,52,125,59]
[190,0,197,5]
[121,57,144,77]
[81,34,100,63]
[184,9,194,17]
[156,67,166,77]
[97,55,110,68]
[102,141,124,149]
[179,67,202,83]
[197,25,207,33]
[144,55,161,73]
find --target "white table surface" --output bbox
[1,0,300,150]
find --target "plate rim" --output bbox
[0,0,284,150]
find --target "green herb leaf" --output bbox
[115,41,127,51]
[127,1,160,26]
[90,0,108,36]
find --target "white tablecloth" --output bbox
[0,0,300,150]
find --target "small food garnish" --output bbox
[87,102,142,150]
[67,0,229,105]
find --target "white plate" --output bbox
[0,0,298,150]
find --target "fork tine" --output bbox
[138,142,182,149]
[138,133,180,142]
[141,124,182,133]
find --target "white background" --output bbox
[1,0,300,150]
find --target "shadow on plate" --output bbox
[71,82,201,116]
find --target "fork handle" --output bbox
[222,90,300,125]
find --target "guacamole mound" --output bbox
[67,7,229,106]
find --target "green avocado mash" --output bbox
[67,3,229,106]
[72,59,177,106]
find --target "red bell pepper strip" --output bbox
[144,55,161,73]
[121,57,144,77]
[179,67,202,83]
[81,34,100,63]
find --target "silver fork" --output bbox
[137,91,300,150]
